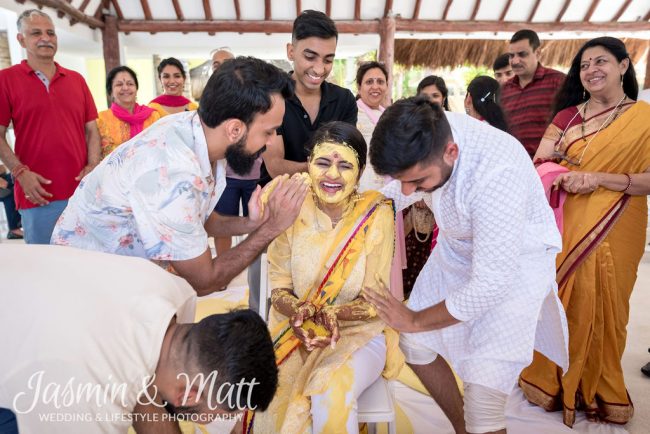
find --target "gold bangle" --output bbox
[622,173,632,193]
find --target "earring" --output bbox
[582,89,586,100]
[620,75,624,87]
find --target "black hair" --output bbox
[370,96,452,176]
[199,56,294,129]
[493,53,511,71]
[307,121,367,174]
[105,65,138,100]
[467,76,509,132]
[416,75,450,111]
[292,9,338,42]
[188,310,277,412]
[356,61,388,87]
[510,29,541,51]
[157,57,186,79]
[552,37,638,116]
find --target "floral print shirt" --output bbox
[52,111,226,262]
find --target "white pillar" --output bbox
[0,8,23,64]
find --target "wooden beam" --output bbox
[28,0,104,28]
[202,0,213,20]
[354,0,361,21]
[527,0,541,22]
[265,0,271,21]
[394,18,650,32]
[643,9,650,21]
[102,14,120,93]
[611,0,632,21]
[234,0,241,20]
[110,0,124,20]
[110,0,123,20]
[413,0,422,20]
[583,0,600,21]
[78,0,90,13]
[499,0,513,21]
[57,0,72,18]
[555,0,572,22]
[378,15,395,107]
[326,0,331,17]
[140,0,152,20]
[384,0,393,18]
[116,19,650,34]
[442,0,454,20]
[470,0,481,21]
[171,0,184,20]
[296,0,301,15]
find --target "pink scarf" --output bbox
[150,94,191,107]
[357,99,385,125]
[110,103,155,138]
[536,162,569,234]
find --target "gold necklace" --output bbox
[553,94,627,167]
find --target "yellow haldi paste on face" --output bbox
[308,142,359,205]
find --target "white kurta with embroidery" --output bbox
[381,113,569,394]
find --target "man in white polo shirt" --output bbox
[0,244,277,433]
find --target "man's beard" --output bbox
[225,133,264,176]
[420,160,454,193]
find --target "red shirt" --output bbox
[501,64,565,157]
[0,61,98,209]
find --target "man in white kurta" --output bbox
[365,98,569,434]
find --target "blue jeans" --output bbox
[0,173,21,231]
[215,178,258,217]
[0,408,18,434]
[19,199,68,244]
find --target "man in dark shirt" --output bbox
[251,10,357,312]
[501,29,565,157]
[260,9,357,183]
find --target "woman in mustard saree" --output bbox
[521,37,650,427]
[250,122,400,434]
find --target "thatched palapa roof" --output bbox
[395,38,650,69]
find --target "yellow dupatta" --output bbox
[271,190,388,365]
[520,101,650,426]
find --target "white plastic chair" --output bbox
[358,378,397,434]
[258,253,270,321]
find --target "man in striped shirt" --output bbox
[501,29,565,158]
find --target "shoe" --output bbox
[7,231,23,240]
[642,362,650,378]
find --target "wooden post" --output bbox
[101,14,120,76]
[645,43,650,89]
[378,15,396,106]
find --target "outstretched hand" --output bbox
[363,276,419,333]
[264,174,309,235]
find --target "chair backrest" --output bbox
[258,253,270,321]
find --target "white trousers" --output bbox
[310,334,386,434]
[400,333,508,433]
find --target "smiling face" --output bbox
[17,15,57,62]
[287,37,337,92]
[308,142,360,205]
[579,46,629,99]
[111,71,137,108]
[160,65,185,96]
[358,67,388,109]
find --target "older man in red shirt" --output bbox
[0,9,99,244]
[501,29,565,158]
